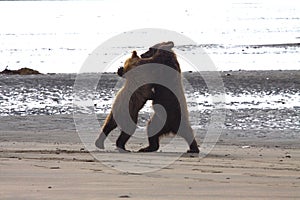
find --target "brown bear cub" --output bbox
[95,51,154,152]
[137,41,199,153]
[95,41,199,153]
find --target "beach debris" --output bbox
[50,166,60,169]
[118,195,131,198]
[284,152,292,158]
[80,147,85,151]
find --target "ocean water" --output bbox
[0,1,299,132]
[0,0,299,73]
[0,71,299,131]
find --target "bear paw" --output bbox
[138,146,159,152]
[117,67,124,77]
[187,148,200,154]
[95,137,105,149]
[116,147,130,153]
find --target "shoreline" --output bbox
[1,114,299,149]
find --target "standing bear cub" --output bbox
[95,41,199,153]
[95,50,153,152]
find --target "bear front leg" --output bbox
[95,112,117,149]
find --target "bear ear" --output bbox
[131,51,139,58]
[159,41,174,50]
[165,41,174,48]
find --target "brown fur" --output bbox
[137,42,199,153]
[95,51,153,152]
[95,41,199,153]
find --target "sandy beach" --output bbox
[1,0,299,198]
[1,115,299,199]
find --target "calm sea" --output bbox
[0,0,299,73]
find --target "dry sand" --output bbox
[1,126,299,199]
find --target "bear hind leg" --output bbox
[177,125,199,153]
[116,132,131,152]
[95,112,117,149]
[187,140,199,153]
[115,108,140,152]
[139,113,163,152]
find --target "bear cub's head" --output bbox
[118,51,140,77]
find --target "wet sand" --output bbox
[1,142,299,199]
[0,115,300,199]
